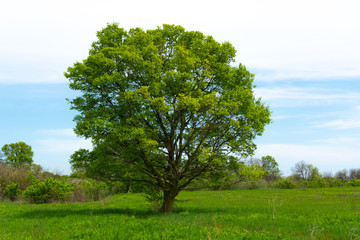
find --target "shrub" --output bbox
[277,179,295,189]
[0,162,58,196]
[326,178,346,187]
[303,175,327,188]
[23,177,74,203]
[66,178,89,202]
[3,183,21,201]
[348,178,360,187]
[0,163,33,193]
[107,181,128,194]
[144,190,163,213]
[246,180,260,190]
[67,179,125,202]
[85,179,111,201]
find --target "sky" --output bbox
[0,0,359,176]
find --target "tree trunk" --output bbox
[161,190,177,213]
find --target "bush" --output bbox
[67,179,127,202]
[85,180,111,201]
[23,177,74,203]
[326,178,346,187]
[65,179,88,202]
[0,162,59,197]
[348,178,360,187]
[3,183,21,201]
[246,180,260,190]
[277,179,295,189]
[144,190,163,213]
[303,175,327,188]
[0,163,33,194]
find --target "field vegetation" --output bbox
[2,143,360,239]
[1,187,360,239]
[1,23,359,239]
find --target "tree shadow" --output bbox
[17,206,224,219]
[18,207,156,219]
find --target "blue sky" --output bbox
[1,0,359,175]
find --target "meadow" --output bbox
[1,187,360,240]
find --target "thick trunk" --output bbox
[161,190,178,213]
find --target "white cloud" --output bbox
[1,0,360,84]
[255,69,360,82]
[39,129,76,137]
[271,115,294,120]
[317,119,360,129]
[255,87,360,107]
[36,128,92,153]
[31,128,92,174]
[314,137,360,147]
[37,139,92,153]
[315,106,360,129]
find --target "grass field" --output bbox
[1,187,360,239]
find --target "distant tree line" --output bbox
[290,160,360,181]
[2,141,360,207]
[0,142,123,203]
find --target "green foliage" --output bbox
[237,162,268,181]
[1,142,34,167]
[70,143,134,189]
[68,178,127,202]
[85,179,111,201]
[66,23,271,212]
[347,178,360,186]
[188,160,268,191]
[309,166,320,180]
[0,163,35,195]
[3,183,21,201]
[303,175,327,188]
[261,155,281,180]
[244,180,260,189]
[69,148,93,176]
[0,162,61,201]
[326,177,346,187]
[277,179,295,189]
[2,188,360,239]
[247,156,281,181]
[143,187,164,213]
[23,177,74,203]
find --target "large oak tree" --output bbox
[65,24,271,212]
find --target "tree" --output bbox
[70,138,133,193]
[261,155,281,181]
[1,142,34,167]
[247,156,281,181]
[71,138,266,193]
[248,155,280,181]
[335,169,348,180]
[291,160,318,180]
[65,24,271,212]
[349,168,360,179]
[0,152,4,163]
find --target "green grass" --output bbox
[1,187,360,239]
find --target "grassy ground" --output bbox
[1,187,360,239]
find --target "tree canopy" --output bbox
[65,24,271,212]
[248,155,281,181]
[1,142,34,167]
